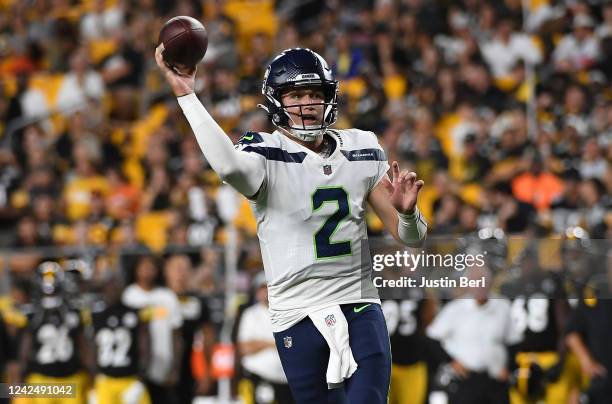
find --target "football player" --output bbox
[155,46,427,403]
[501,247,574,404]
[90,273,151,404]
[565,269,612,404]
[13,261,91,404]
[382,287,436,404]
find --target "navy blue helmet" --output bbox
[260,48,338,141]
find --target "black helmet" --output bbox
[260,48,338,141]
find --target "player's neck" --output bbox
[297,135,325,152]
[283,130,335,156]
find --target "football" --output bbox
[158,16,208,69]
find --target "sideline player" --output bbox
[91,274,151,404]
[155,46,427,403]
[13,262,91,404]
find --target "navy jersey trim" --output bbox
[237,131,264,145]
[242,146,307,163]
[341,149,387,161]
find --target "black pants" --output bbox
[174,376,195,404]
[449,372,509,404]
[146,379,178,404]
[588,376,612,404]
[244,371,294,404]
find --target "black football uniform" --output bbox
[504,272,565,353]
[502,272,577,403]
[382,295,427,365]
[91,301,143,377]
[382,288,429,404]
[25,302,84,377]
[566,288,612,404]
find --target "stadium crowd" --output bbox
[0,0,611,403]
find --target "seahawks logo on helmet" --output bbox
[259,48,339,142]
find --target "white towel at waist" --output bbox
[308,305,358,389]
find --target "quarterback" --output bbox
[155,46,427,403]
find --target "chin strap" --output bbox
[280,126,323,142]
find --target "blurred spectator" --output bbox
[12,214,51,247]
[580,136,609,180]
[80,0,124,42]
[55,47,105,114]
[511,153,563,211]
[578,178,607,230]
[480,18,542,80]
[553,14,600,73]
[99,23,146,89]
[427,268,521,404]
[550,169,582,233]
[237,272,292,404]
[487,182,536,234]
[122,255,182,404]
[164,254,215,403]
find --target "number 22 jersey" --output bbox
[236,129,389,331]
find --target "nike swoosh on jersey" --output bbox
[353,304,371,313]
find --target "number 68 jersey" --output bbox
[236,129,389,332]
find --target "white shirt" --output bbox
[238,302,287,383]
[235,129,389,332]
[80,7,124,41]
[55,71,105,114]
[427,298,521,378]
[122,284,183,383]
[480,34,542,78]
[553,34,600,70]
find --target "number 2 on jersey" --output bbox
[312,187,351,259]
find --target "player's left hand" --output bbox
[381,161,424,215]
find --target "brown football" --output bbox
[158,16,208,69]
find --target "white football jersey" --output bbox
[235,128,390,332]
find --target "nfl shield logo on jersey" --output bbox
[325,314,336,327]
[283,336,293,348]
[323,165,332,175]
